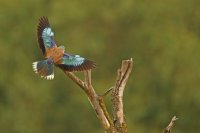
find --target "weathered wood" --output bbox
[63,58,178,133]
[163,116,178,133]
[111,58,133,133]
[64,70,111,130]
[63,58,133,132]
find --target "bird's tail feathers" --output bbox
[32,58,54,80]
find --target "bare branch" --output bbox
[101,87,114,97]
[64,70,111,131]
[163,116,178,133]
[84,70,92,88]
[64,71,85,90]
[84,70,111,130]
[63,58,133,133]
[111,58,133,132]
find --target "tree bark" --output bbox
[63,58,133,132]
[111,59,133,133]
[63,58,177,133]
[163,116,178,133]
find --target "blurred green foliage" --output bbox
[0,0,200,132]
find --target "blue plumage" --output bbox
[56,53,95,71]
[32,57,54,80]
[33,16,96,80]
[62,54,85,66]
[42,27,55,48]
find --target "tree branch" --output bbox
[101,87,113,97]
[163,116,178,133]
[63,58,176,133]
[64,70,111,131]
[111,58,133,132]
[64,71,85,90]
[63,58,133,133]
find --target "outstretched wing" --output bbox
[56,53,96,71]
[37,16,56,56]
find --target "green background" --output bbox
[0,0,200,132]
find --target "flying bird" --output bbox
[32,16,96,80]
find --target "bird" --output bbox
[32,16,96,80]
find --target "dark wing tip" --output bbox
[57,59,96,72]
[37,16,50,55]
[79,59,96,71]
[38,16,50,27]
[37,16,50,35]
[84,59,96,70]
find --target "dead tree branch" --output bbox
[101,87,113,97]
[63,58,177,133]
[64,70,111,131]
[64,59,133,133]
[111,58,133,133]
[63,58,133,133]
[163,116,178,133]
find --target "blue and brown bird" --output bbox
[32,16,96,80]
